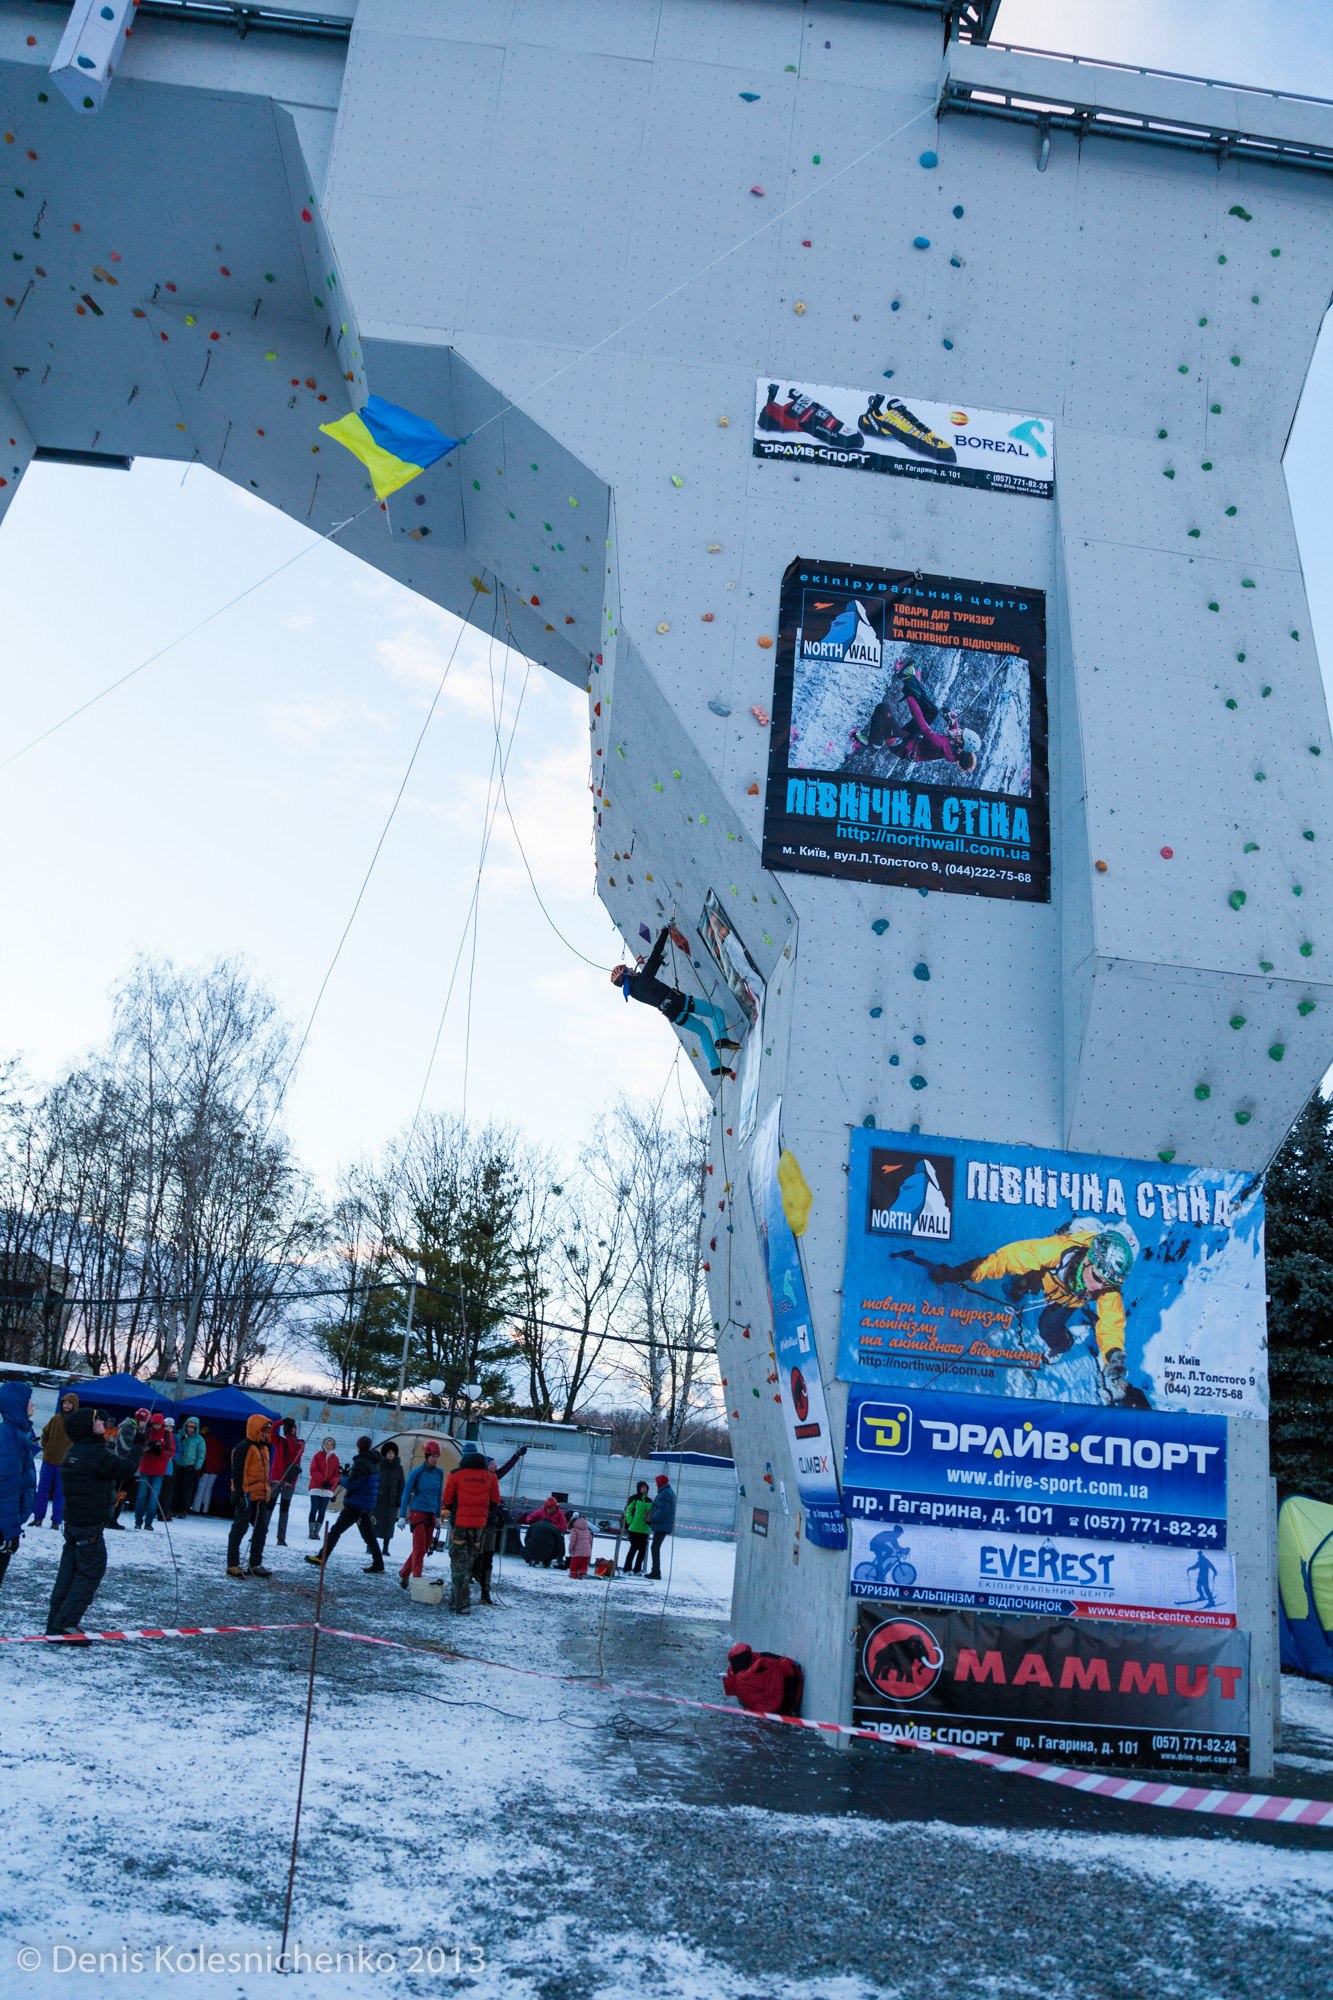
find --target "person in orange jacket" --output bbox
[442,1442,500,1615]
[226,1415,273,1580]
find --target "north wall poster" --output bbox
[852,1605,1250,1772]
[838,1127,1267,1416]
[761,561,1049,901]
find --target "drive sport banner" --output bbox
[838,1126,1267,1416]
[761,561,1049,902]
[748,1101,847,1549]
[847,1519,1237,1628]
[752,379,1055,498]
[852,1606,1250,1772]
[843,1387,1228,1548]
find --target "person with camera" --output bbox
[45,1408,145,1642]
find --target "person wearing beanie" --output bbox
[306,1434,384,1574]
[0,1381,39,1590]
[34,1390,79,1529]
[270,1417,306,1546]
[134,1414,176,1530]
[226,1415,275,1579]
[306,1436,341,1540]
[398,1441,444,1588]
[441,1443,500,1613]
[648,1472,676,1579]
[372,1440,405,1559]
[171,1417,206,1518]
[45,1407,145,1641]
[470,1444,528,1605]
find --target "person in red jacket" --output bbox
[133,1415,176,1530]
[722,1642,804,1716]
[192,1425,228,1515]
[306,1437,341,1541]
[441,1442,500,1615]
[269,1417,306,1546]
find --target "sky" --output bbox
[0,0,1331,1193]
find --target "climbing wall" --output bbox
[3,0,1333,1768]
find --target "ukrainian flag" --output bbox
[320,394,459,499]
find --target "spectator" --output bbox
[45,1409,146,1643]
[270,1418,306,1547]
[648,1473,676,1580]
[109,1411,146,1528]
[472,1446,527,1605]
[306,1437,340,1540]
[192,1425,226,1516]
[134,1414,176,1531]
[566,1511,593,1579]
[34,1391,79,1530]
[523,1494,569,1533]
[442,1442,500,1614]
[306,1435,384,1575]
[159,1418,178,1518]
[372,1440,405,1560]
[172,1417,205,1518]
[226,1416,274,1580]
[722,1643,803,1716]
[0,1380,38,1591]
[622,1481,652,1575]
[398,1442,443,1589]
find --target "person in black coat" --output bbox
[371,1441,405,1559]
[46,1408,145,1642]
[610,927,740,1079]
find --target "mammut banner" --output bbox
[838,1127,1267,1416]
[748,1101,847,1550]
[852,1606,1250,1772]
[848,1519,1238,1628]
[842,1387,1228,1548]
[752,379,1055,498]
[761,562,1049,902]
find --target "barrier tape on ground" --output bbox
[5,1615,1331,1829]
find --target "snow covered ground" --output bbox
[1,1519,1330,2000]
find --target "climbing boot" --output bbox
[858,395,957,463]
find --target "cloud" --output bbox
[264,699,351,742]
[283,613,316,631]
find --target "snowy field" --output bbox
[1,1518,1331,2000]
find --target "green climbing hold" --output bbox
[1305,830,1315,841]
[1230,355,1241,366]
[1163,468,1176,479]
[812,154,821,164]
[1271,247,1281,256]
[1218,254,1227,263]
[1178,364,1189,374]
[1208,601,1219,611]
[1269,1044,1285,1061]
[1243,842,1259,853]
[1293,630,1302,641]
[1194,1085,1211,1101]
[1225,699,1238,710]
[953,204,964,218]
[1201,461,1213,471]
[1198,316,1208,326]
[1236,650,1246,661]
[1261,959,1275,973]
[1300,942,1314,958]
[871,919,889,936]
[1299,1000,1317,1017]
[862,1115,875,1128]
[1230,1015,1246,1030]
[1241,578,1255,588]
[1261,686,1272,698]
[1226,506,1237,516]
[1235,1110,1251,1125]
[1158,1149,1176,1164]
[1229,205,1252,220]
[1254,771,1266,781]
[1188,529,1201,539]
[1228,891,1246,909]
[1293,884,1304,897]
[1211,403,1222,414]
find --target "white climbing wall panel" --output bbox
[4,0,1333,1772]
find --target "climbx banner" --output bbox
[847,1520,1238,1628]
[851,1607,1250,1772]
[838,1127,1267,1416]
[747,1101,847,1550]
[752,380,1055,498]
[842,1388,1228,1549]
[761,561,1049,902]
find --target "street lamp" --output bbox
[461,1379,483,1442]
[393,1269,422,1423]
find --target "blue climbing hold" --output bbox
[949,257,962,268]
[869,1007,883,1019]
[913,963,930,981]
[882,370,894,379]
[891,300,901,312]
[871,918,889,935]
[910,1075,928,1091]
[739,92,760,102]
[707,700,731,717]
[888,1055,900,1067]
[912,1034,926,1047]
[919,150,939,169]
[952,204,964,218]
[913,236,931,250]
[941,339,953,351]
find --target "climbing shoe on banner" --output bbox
[757,385,865,453]
[858,395,957,463]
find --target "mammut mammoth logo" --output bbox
[867,1149,953,1240]
[863,1617,945,1702]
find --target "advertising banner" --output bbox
[698,890,766,1143]
[843,1387,1227,1548]
[761,561,1048,902]
[847,1519,1237,1628]
[753,379,1055,499]
[852,1606,1250,1772]
[838,1127,1267,1416]
[748,1101,847,1549]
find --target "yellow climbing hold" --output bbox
[777,1149,813,1238]
[470,576,491,593]
[717,417,730,428]
[657,622,670,633]
[793,301,807,315]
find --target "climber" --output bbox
[853,661,979,775]
[611,926,741,1079]
[927,1222,1142,1406]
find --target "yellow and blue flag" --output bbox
[319,394,459,499]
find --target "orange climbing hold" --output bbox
[757,635,774,649]
[1095,859,1108,873]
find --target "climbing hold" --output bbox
[1230,1016,1246,1030]
[1305,830,1316,841]
[1236,650,1246,661]
[1243,842,1259,854]
[1201,461,1213,472]
[1218,254,1227,263]
[746,783,759,796]
[912,963,930,982]
[871,919,889,936]
[1160,847,1173,859]
[670,474,684,486]
[1231,355,1241,367]
[1300,942,1314,958]
[1294,884,1304,897]
[707,700,731,717]
[1208,601,1220,612]
[757,635,774,649]
[300,208,312,223]
[1261,960,1275,973]
[949,256,962,269]
[750,705,770,726]
[812,153,821,163]
[869,1007,883,1019]
[1241,578,1255,589]
[776,1150,813,1237]
[912,1035,926,1048]
[1299,1000,1317,1017]
[701,612,714,623]
[470,576,490,593]
[1163,469,1175,480]
[861,1115,875,1129]
[801,240,811,248]
[891,300,901,312]
[739,92,760,102]
[1254,771,1266,782]
[793,302,806,315]
[707,542,721,553]
[656,622,670,633]
[1188,529,1200,539]
[1094,859,1108,873]
[1157,428,1168,439]
[952,204,964,218]
[1269,1044,1285,1062]
[913,236,930,250]
[1235,1110,1252,1126]
[889,1055,900,1067]
[1178,365,1189,374]
[750,186,765,197]
[1229,204,1252,220]
[910,1075,927,1091]
[1211,404,1222,415]
[1228,891,1246,910]
[1225,699,1238,711]
[919,150,939,168]
[717,416,730,427]
[1158,1150,1176,1164]
[942,338,953,350]
[1271,247,1281,256]
[1195,1084,1212,1102]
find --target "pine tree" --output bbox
[1264,1092,1333,1502]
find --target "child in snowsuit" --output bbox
[611,926,740,1079]
[566,1512,594,1578]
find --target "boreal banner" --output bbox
[752,379,1055,499]
[847,1520,1237,1628]
[761,561,1049,902]
[748,1100,847,1549]
[838,1126,1267,1416]
[843,1387,1228,1548]
[852,1606,1250,1772]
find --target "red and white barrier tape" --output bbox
[5,1616,1331,1829]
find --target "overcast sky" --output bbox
[0,0,1329,1192]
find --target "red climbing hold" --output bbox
[746,783,760,796]
[219,266,230,277]
[209,330,220,341]
[301,208,313,222]
[801,239,811,247]
[750,186,765,196]
[304,377,315,388]
[1161,846,1174,859]
[530,594,540,605]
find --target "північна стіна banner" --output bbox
[847,1519,1237,1628]
[752,380,1055,498]
[761,561,1048,901]
[838,1127,1266,1416]
[851,1606,1248,1772]
[842,1387,1228,1549]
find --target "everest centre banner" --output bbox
[747,1101,847,1550]
[752,379,1055,498]
[838,1127,1267,1417]
[761,561,1049,903]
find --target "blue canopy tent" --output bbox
[177,1385,281,1426]
[70,1372,176,1417]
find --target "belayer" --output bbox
[854,661,979,774]
[611,926,740,1079]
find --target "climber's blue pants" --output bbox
[673,997,733,1071]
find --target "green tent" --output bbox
[1278,1494,1333,1681]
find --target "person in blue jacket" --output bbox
[306,1434,384,1575]
[398,1441,444,1589]
[648,1473,676,1581]
[0,1379,39,1590]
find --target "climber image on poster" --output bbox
[761,561,1049,902]
[838,1127,1267,1416]
[752,379,1055,498]
[699,892,767,1143]
[851,1606,1249,1772]
[747,1100,847,1549]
